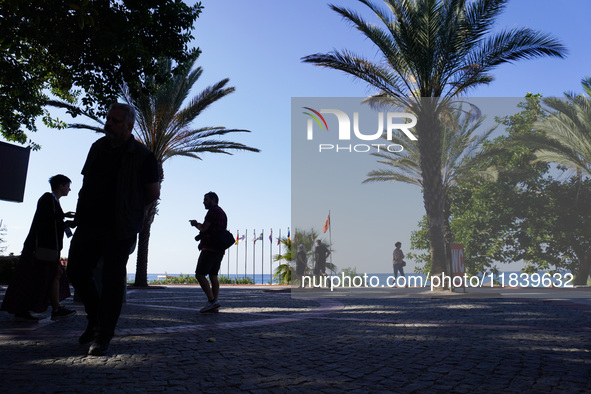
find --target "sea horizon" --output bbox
[129,270,575,288]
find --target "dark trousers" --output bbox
[314,261,326,275]
[67,228,134,339]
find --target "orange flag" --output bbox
[323,213,330,233]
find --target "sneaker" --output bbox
[88,336,110,356]
[200,299,220,313]
[51,307,76,320]
[78,329,95,345]
[14,312,39,322]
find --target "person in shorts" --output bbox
[190,192,227,313]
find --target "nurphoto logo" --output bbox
[302,107,417,153]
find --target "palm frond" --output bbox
[512,83,591,177]
[119,56,259,165]
[305,0,566,99]
[364,103,495,191]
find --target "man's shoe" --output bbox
[88,337,110,356]
[51,307,76,320]
[78,329,95,345]
[200,299,220,313]
[14,312,39,322]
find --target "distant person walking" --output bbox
[67,103,160,356]
[393,241,407,286]
[190,192,227,313]
[1,175,75,321]
[314,240,330,276]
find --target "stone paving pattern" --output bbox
[1,285,590,393]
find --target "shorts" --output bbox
[195,250,224,276]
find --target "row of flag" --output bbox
[234,229,290,245]
[232,212,331,246]
[220,214,330,282]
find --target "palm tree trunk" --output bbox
[133,200,158,287]
[133,161,164,287]
[417,104,447,285]
[443,196,453,288]
[424,182,446,278]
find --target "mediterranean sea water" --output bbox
[130,271,575,288]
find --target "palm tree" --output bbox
[273,229,336,285]
[122,55,260,286]
[527,77,591,177]
[515,77,591,284]
[364,105,496,272]
[51,54,260,286]
[302,0,566,280]
[273,236,293,285]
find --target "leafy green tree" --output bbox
[515,177,591,285]
[365,105,496,274]
[520,77,591,177]
[412,94,591,285]
[410,95,548,275]
[0,0,201,144]
[302,0,566,281]
[512,78,591,283]
[54,54,260,287]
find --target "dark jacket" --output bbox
[76,136,156,240]
[23,192,64,252]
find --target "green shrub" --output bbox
[149,273,198,285]
[218,275,235,284]
[149,273,256,285]
[232,276,255,285]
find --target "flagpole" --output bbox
[235,230,239,281]
[227,232,230,278]
[252,229,256,283]
[261,229,264,285]
[244,229,248,281]
[275,228,281,284]
[329,211,333,275]
[269,228,272,285]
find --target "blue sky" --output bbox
[1,0,590,278]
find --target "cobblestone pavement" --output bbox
[1,285,590,393]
